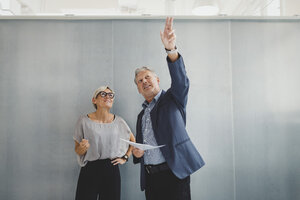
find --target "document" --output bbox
[120,138,165,151]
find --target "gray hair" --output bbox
[92,86,114,109]
[134,66,158,85]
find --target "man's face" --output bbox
[135,70,160,101]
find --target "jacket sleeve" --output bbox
[133,155,142,164]
[167,53,189,108]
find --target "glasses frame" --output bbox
[98,91,115,99]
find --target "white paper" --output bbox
[120,138,165,151]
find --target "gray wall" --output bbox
[0,19,299,200]
[231,21,300,200]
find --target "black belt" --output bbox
[144,162,169,175]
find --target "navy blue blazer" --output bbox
[133,54,205,191]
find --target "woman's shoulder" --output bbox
[114,115,130,126]
[76,114,89,124]
[114,115,131,132]
[113,115,123,123]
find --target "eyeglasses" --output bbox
[98,91,115,99]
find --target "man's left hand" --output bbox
[160,17,176,50]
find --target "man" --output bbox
[132,17,205,200]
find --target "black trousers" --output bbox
[145,169,191,200]
[75,159,120,200]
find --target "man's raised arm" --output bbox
[160,17,179,62]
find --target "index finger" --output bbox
[81,139,88,143]
[169,17,173,30]
[164,17,172,31]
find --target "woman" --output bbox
[73,86,135,200]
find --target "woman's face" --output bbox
[93,88,114,110]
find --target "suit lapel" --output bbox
[150,90,166,135]
[136,110,144,143]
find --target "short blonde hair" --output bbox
[92,86,114,109]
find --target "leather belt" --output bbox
[144,162,169,175]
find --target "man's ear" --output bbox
[157,77,160,84]
[92,98,96,104]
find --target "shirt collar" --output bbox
[142,90,162,109]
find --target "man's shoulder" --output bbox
[157,89,172,102]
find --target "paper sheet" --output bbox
[120,138,165,151]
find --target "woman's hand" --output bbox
[132,147,144,158]
[74,139,90,156]
[111,157,127,165]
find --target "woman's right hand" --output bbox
[75,139,90,156]
[132,147,144,158]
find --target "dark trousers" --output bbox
[145,169,191,200]
[75,159,120,200]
